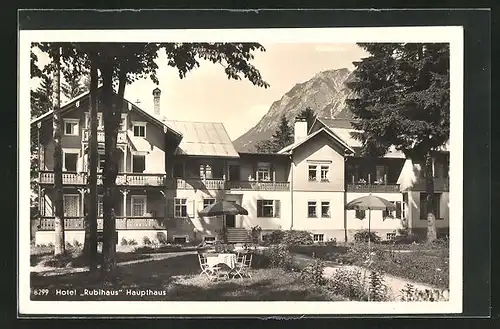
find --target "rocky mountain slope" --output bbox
[233,68,355,152]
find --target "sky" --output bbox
[32,43,368,140]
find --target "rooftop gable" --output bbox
[278,127,355,155]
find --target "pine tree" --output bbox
[255,114,294,153]
[346,43,450,242]
[298,107,317,132]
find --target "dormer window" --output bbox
[132,121,146,137]
[63,119,79,136]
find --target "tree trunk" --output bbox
[425,151,437,242]
[100,63,123,276]
[52,46,65,256]
[84,55,99,272]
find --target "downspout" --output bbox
[289,153,294,230]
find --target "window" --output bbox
[173,236,188,244]
[257,200,280,218]
[375,165,387,184]
[131,196,147,217]
[63,119,79,136]
[133,122,146,137]
[321,201,330,218]
[173,163,184,178]
[175,198,188,218]
[98,195,103,217]
[256,164,271,181]
[308,165,317,181]
[313,234,324,242]
[308,201,317,218]
[387,232,396,240]
[132,155,146,173]
[98,152,106,171]
[355,209,366,219]
[203,236,216,242]
[383,201,401,219]
[63,195,80,217]
[203,198,215,209]
[320,166,329,182]
[63,152,78,172]
[420,193,441,219]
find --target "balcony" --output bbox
[39,171,166,187]
[38,216,166,231]
[346,183,401,193]
[167,178,227,190]
[82,129,127,144]
[228,180,290,191]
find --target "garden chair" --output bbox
[231,253,253,279]
[198,253,220,281]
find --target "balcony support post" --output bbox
[77,188,86,217]
[120,188,129,227]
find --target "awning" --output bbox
[127,131,152,156]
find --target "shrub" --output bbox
[400,283,449,302]
[156,232,168,245]
[72,239,82,248]
[354,230,381,243]
[266,245,296,271]
[300,257,326,286]
[262,230,285,245]
[128,239,138,246]
[120,238,128,246]
[65,242,73,249]
[328,268,368,301]
[250,225,262,244]
[142,236,152,246]
[368,270,389,301]
[282,230,314,245]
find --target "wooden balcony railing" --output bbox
[228,180,290,191]
[82,129,127,144]
[346,183,401,193]
[37,216,166,231]
[39,171,167,187]
[167,178,227,190]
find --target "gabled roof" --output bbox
[311,117,407,158]
[30,86,182,140]
[278,127,355,155]
[165,120,239,158]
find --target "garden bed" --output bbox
[290,243,449,289]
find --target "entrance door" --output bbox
[228,165,240,181]
[225,215,236,228]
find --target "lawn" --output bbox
[290,243,449,289]
[31,253,347,301]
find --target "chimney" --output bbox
[152,87,161,116]
[294,117,308,143]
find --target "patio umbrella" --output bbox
[199,201,248,245]
[346,194,396,252]
[198,200,249,217]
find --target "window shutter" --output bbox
[252,162,257,180]
[274,200,281,218]
[257,200,263,217]
[270,163,275,181]
[395,201,402,219]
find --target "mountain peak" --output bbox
[233,68,355,152]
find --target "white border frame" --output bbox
[19,26,463,315]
